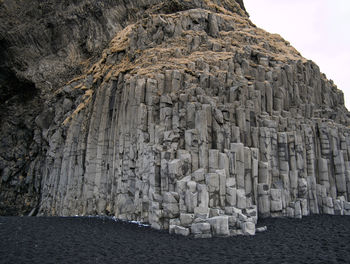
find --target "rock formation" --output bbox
[1,0,350,237]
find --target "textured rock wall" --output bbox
[1,0,350,237]
[0,0,246,215]
[31,5,350,238]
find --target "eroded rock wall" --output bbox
[0,0,246,215]
[30,6,350,238]
[1,0,350,237]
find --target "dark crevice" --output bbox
[0,69,38,104]
[160,0,197,14]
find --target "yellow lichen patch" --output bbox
[74,83,83,89]
[104,56,135,81]
[83,89,94,99]
[62,89,94,126]
[93,64,112,82]
[67,75,85,85]
[82,25,136,84]
[80,85,88,90]
[110,24,134,53]
[62,116,72,126]
[104,69,114,82]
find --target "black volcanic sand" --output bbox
[0,215,349,264]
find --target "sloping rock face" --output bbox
[0,0,246,216]
[1,0,350,237]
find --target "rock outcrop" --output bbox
[1,0,350,237]
[0,0,247,216]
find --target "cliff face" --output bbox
[0,0,247,215]
[1,0,350,237]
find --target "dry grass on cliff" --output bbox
[60,5,308,125]
[204,0,247,17]
[87,4,305,82]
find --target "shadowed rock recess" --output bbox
[1,0,350,237]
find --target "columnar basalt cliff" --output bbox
[1,0,350,237]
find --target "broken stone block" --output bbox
[242,222,256,236]
[176,175,191,194]
[344,201,350,210]
[287,206,295,218]
[224,206,235,215]
[301,198,309,216]
[209,149,219,172]
[228,150,236,177]
[236,189,247,209]
[270,189,282,212]
[209,208,220,217]
[192,168,205,182]
[258,161,269,184]
[298,178,308,198]
[295,200,302,219]
[163,203,179,218]
[205,173,220,193]
[226,177,235,188]
[238,212,248,222]
[226,187,237,206]
[208,216,229,236]
[256,226,267,233]
[169,225,176,234]
[197,184,209,208]
[194,206,209,219]
[258,183,270,217]
[177,150,192,176]
[169,218,181,226]
[185,187,198,213]
[191,222,211,238]
[163,192,178,204]
[213,108,224,125]
[243,206,257,218]
[326,197,334,208]
[208,13,219,38]
[216,169,227,206]
[174,225,190,236]
[219,153,229,177]
[180,213,194,227]
[231,143,245,189]
[228,215,237,227]
[168,159,183,180]
[334,199,343,215]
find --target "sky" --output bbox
[244,0,350,110]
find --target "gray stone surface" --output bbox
[191,222,211,238]
[208,216,230,236]
[174,225,190,236]
[242,221,256,236]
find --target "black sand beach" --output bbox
[0,215,349,264]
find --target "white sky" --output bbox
[244,0,350,110]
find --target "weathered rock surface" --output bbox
[0,0,247,216]
[1,0,350,237]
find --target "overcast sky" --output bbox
[244,0,350,110]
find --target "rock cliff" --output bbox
[1,0,350,237]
